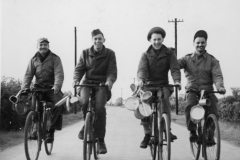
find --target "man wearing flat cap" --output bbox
[22,38,64,143]
[178,30,226,142]
[73,29,117,154]
[137,27,181,148]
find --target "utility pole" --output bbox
[121,88,123,106]
[168,18,183,115]
[74,27,77,114]
[168,18,183,56]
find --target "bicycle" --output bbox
[22,88,54,160]
[139,84,179,160]
[189,90,223,160]
[74,83,106,160]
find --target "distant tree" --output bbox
[114,97,123,106]
[230,87,240,100]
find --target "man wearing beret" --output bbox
[22,38,64,143]
[73,29,117,154]
[178,30,226,142]
[137,27,181,148]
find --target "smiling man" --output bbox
[73,29,117,154]
[178,30,226,142]
[137,27,181,148]
[22,38,64,143]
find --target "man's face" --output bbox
[37,42,49,54]
[92,34,105,50]
[193,37,207,53]
[150,33,164,50]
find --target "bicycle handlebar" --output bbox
[204,90,225,94]
[143,84,180,88]
[74,83,106,88]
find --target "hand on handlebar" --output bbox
[51,86,59,94]
[72,81,79,88]
[174,81,182,90]
[105,81,113,90]
[217,87,226,94]
[138,80,144,88]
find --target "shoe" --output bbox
[78,126,84,140]
[206,137,216,146]
[140,134,150,148]
[98,140,107,154]
[170,132,177,141]
[30,130,38,140]
[190,130,198,142]
[45,129,55,143]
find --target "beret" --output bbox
[194,30,208,41]
[92,29,104,38]
[147,27,166,41]
[38,37,49,43]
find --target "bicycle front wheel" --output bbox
[44,109,53,155]
[203,114,221,160]
[83,113,93,160]
[149,111,158,160]
[158,113,171,160]
[24,111,40,160]
[190,123,201,160]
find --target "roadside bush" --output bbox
[218,101,240,122]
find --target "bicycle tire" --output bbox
[44,109,53,155]
[158,113,171,160]
[149,111,158,160]
[93,138,99,159]
[24,111,40,160]
[203,114,221,160]
[83,113,92,160]
[190,123,201,160]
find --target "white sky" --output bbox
[1,0,240,101]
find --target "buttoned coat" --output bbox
[178,51,224,91]
[22,51,64,90]
[137,45,181,84]
[74,45,117,84]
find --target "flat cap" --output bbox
[38,37,49,43]
[147,27,166,41]
[194,30,208,41]
[92,29,104,38]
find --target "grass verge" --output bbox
[0,111,83,151]
[171,112,240,147]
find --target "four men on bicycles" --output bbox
[73,29,117,154]
[19,28,226,155]
[178,30,226,143]
[137,27,181,148]
[21,38,64,143]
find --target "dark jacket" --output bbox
[22,50,64,90]
[137,45,181,84]
[73,45,117,84]
[178,51,224,91]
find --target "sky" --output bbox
[1,0,240,102]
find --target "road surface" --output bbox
[0,106,239,160]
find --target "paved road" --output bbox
[1,106,240,160]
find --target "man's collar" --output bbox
[147,45,170,58]
[89,45,105,56]
[192,50,207,58]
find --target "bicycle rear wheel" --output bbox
[44,109,53,155]
[24,111,40,160]
[190,123,201,160]
[149,111,158,160]
[83,113,93,160]
[158,113,170,160]
[203,114,221,160]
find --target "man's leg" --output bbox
[78,87,91,139]
[94,87,107,154]
[140,117,151,148]
[185,91,199,142]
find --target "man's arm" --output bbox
[137,53,148,83]
[22,59,35,89]
[54,56,64,91]
[211,58,225,91]
[177,56,187,70]
[73,51,86,83]
[106,51,117,90]
[169,53,181,83]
